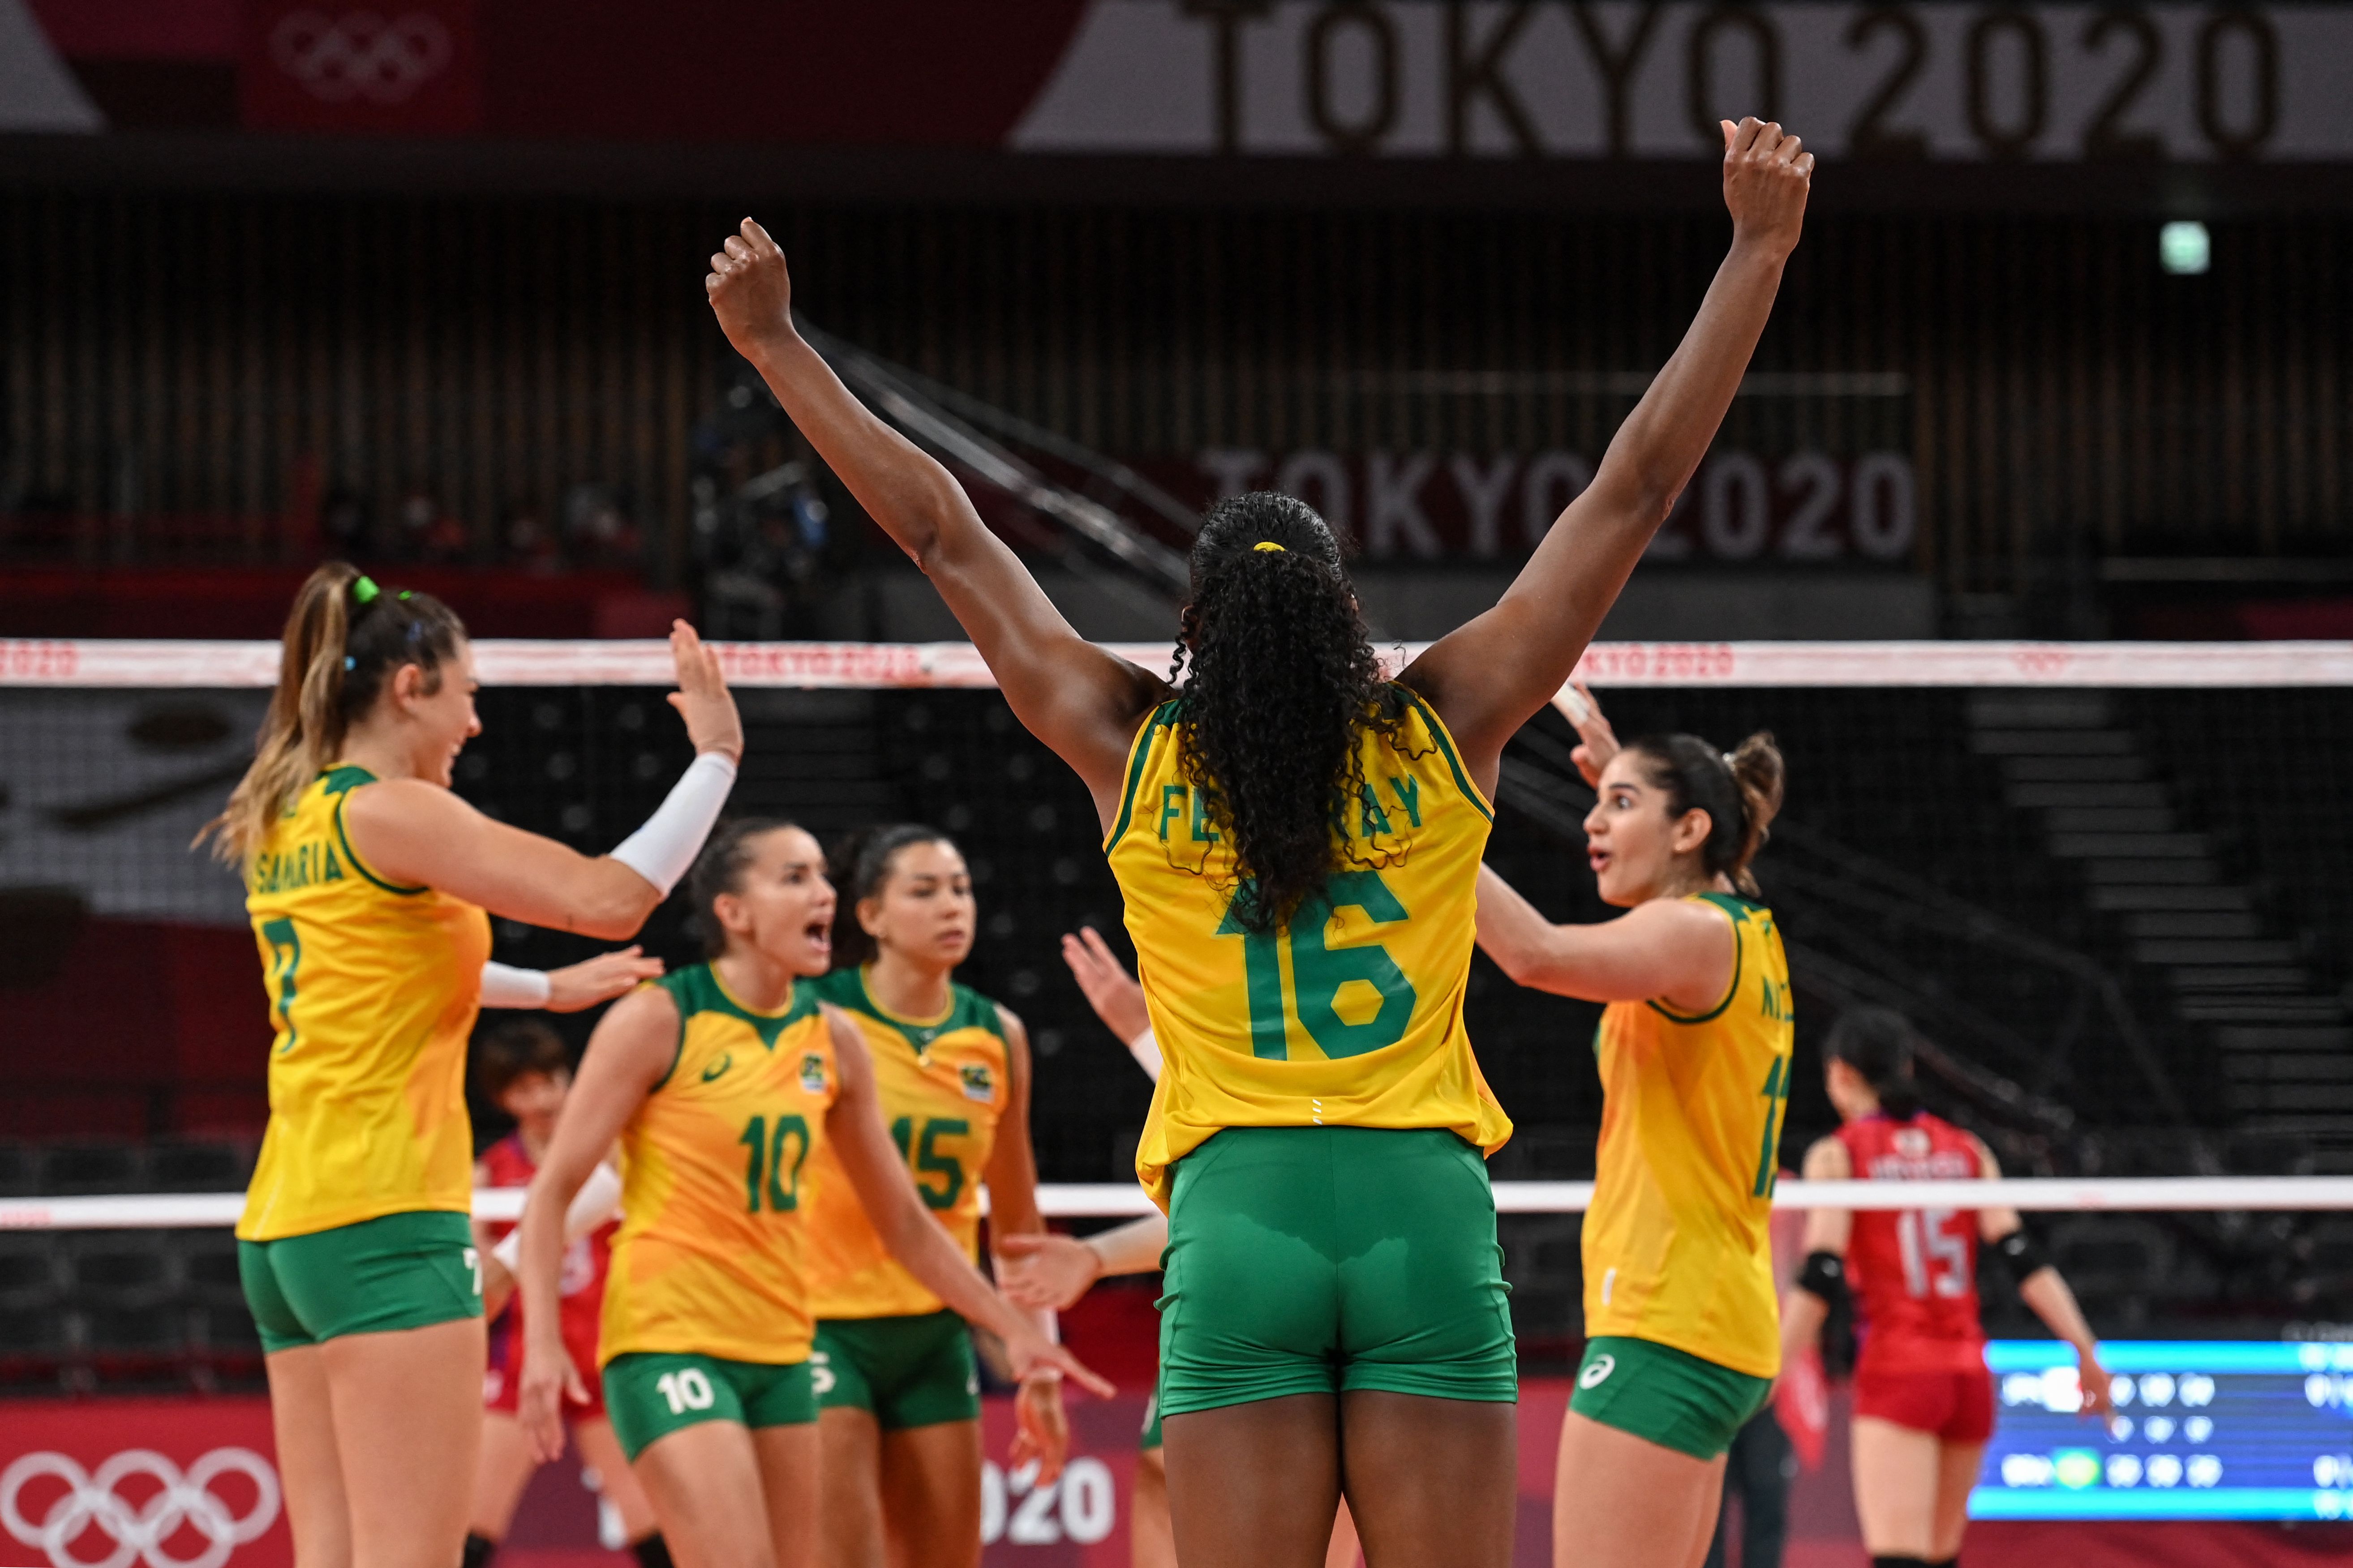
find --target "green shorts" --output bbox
[812,1310,981,1430]
[1155,1125,1517,1420]
[238,1210,482,1354]
[1568,1336,1773,1461]
[603,1352,817,1461]
[1139,1393,1162,1451]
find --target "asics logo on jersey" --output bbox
[1579,1354,1617,1390]
[701,1054,733,1083]
[0,1447,282,1568]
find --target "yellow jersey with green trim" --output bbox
[237,764,489,1242]
[1584,892,1795,1379]
[602,964,839,1366]
[1108,684,1513,1209]
[801,967,1009,1320]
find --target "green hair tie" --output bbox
[351,576,381,605]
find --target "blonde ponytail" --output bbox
[198,562,466,865]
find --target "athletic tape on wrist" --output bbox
[1126,1026,1162,1084]
[610,751,737,896]
[479,961,552,1009]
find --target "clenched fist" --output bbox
[1720,118,1814,260]
[705,218,798,360]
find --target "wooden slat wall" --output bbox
[4,194,2346,590]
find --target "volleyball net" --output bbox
[3,637,2351,1343]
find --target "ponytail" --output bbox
[1825,1005,1925,1121]
[1622,729,1785,897]
[198,562,466,865]
[1169,492,1406,933]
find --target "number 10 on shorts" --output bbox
[657,1367,716,1414]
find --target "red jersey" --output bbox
[480,1133,613,1410]
[1835,1113,1987,1375]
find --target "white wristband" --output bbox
[1126,1026,1162,1084]
[610,751,738,896]
[494,1161,624,1271]
[478,961,552,1009]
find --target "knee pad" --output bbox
[630,1532,675,1568]
[461,1534,498,1568]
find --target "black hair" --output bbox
[685,816,806,960]
[1618,731,1786,897]
[1168,491,1408,933]
[1825,1005,1925,1121]
[827,823,958,970]
[475,1018,570,1101]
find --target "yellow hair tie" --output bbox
[1253,541,1286,553]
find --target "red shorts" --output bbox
[1852,1361,1994,1444]
[485,1307,605,1419]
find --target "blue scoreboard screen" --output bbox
[1971,1341,2353,1520]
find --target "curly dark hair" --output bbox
[1169,492,1406,933]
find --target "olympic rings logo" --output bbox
[268,12,452,105]
[0,1450,280,1568]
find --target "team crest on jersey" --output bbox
[959,1063,995,1102]
[1894,1127,1932,1157]
[800,1053,829,1093]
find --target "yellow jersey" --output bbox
[1108,685,1513,1209]
[801,967,1010,1320]
[1583,892,1795,1379]
[601,965,840,1367]
[238,765,489,1242]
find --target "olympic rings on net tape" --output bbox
[0,1448,281,1568]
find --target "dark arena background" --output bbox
[4,4,2353,1566]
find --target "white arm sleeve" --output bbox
[609,751,738,896]
[1126,1026,1162,1084]
[478,961,552,1009]
[492,1161,624,1272]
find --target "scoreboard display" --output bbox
[1972,1341,2353,1521]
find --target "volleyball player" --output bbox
[466,1020,664,1568]
[204,565,745,1568]
[995,927,1365,1568]
[704,116,1811,1567]
[1473,677,1795,1568]
[1781,1007,2113,1568]
[799,825,1065,1568]
[512,821,1108,1568]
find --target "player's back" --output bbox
[1836,1112,1986,1373]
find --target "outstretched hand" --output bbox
[545,946,665,1011]
[1720,117,1813,259]
[1060,927,1151,1042]
[666,620,743,763]
[996,1230,1107,1312]
[706,218,798,360]
[1549,680,1619,787]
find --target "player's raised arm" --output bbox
[1400,119,1813,788]
[819,1010,1114,1400]
[704,220,1165,816]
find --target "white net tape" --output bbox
[6,638,2353,690]
[6,1177,2353,1230]
[8,637,2344,1231]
